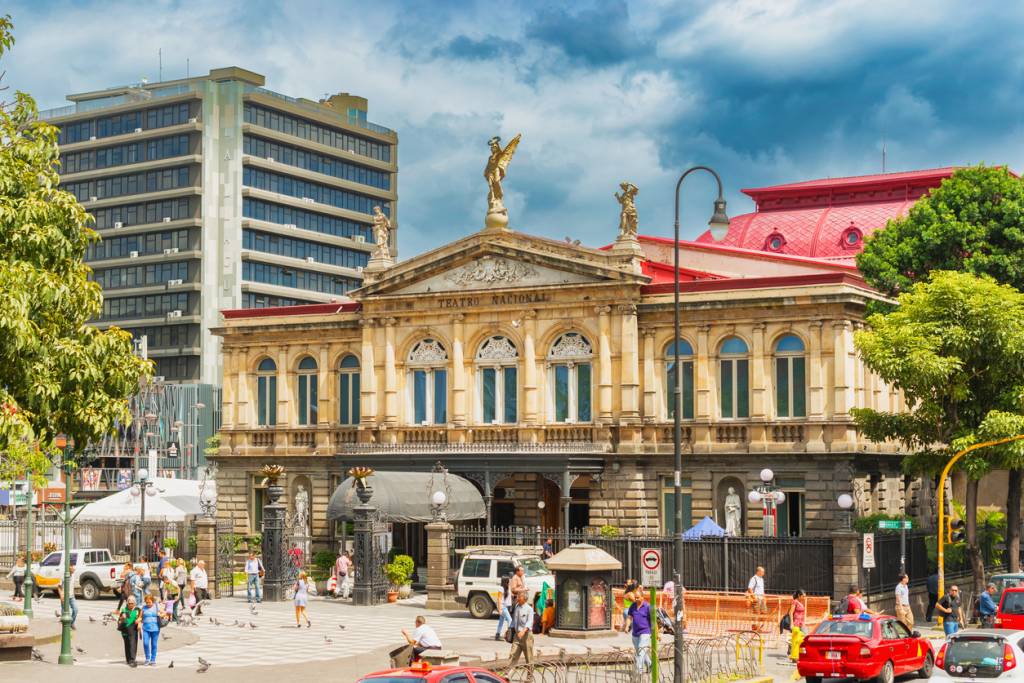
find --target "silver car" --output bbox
[934,629,1024,681]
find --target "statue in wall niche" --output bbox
[724,486,742,536]
[615,181,639,239]
[371,206,392,260]
[293,484,310,535]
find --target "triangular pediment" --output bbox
[354,229,648,298]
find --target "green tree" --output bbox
[0,17,151,482]
[852,272,1024,592]
[858,165,1024,570]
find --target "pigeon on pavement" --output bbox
[88,616,97,623]
[199,656,210,666]
[197,662,209,674]
[31,648,44,662]
[338,624,346,630]
[168,661,174,668]
[323,635,333,644]
[75,646,86,654]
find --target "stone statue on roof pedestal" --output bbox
[483,134,521,231]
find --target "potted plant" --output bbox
[164,537,178,558]
[385,555,414,602]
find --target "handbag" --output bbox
[504,627,515,643]
[258,560,265,578]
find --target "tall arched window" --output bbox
[547,333,593,423]
[296,356,318,425]
[476,336,518,424]
[256,358,277,426]
[408,339,448,425]
[665,339,695,420]
[719,336,749,419]
[338,354,360,425]
[774,334,806,418]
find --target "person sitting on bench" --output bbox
[390,615,442,667]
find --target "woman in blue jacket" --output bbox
[140,594,168,666]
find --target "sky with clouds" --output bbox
[5,0,1024,257]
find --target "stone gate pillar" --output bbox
[194,518,218,598]
[832,530,860,603]
[352,481,379,606]
[425,521,456,610]
[261,468,287,602]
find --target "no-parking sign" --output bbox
[640,547,663,586]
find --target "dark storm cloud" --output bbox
[525,0,652,66]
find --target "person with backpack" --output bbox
[936,585,965,637]
[117,594,142,667]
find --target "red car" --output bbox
[996,586,1024,630]
[359,663,508,683]
[797,614,934,683]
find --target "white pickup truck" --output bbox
[32,548,124,600]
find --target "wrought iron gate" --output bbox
[353,514,391,605]
[215,517,235,597]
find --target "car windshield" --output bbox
[946,636,1005,674]
[1001,591,1024,615]
[813,620,873,637]
[519,558,550,577]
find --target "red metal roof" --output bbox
[221,301,360,319]
[640,259,724,284]
[695,167,962,260]
[639,234,860,271]
[640,271,873,295]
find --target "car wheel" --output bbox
[916,652,934,679]
[80,579,100,601]
[468,593,494,619]
[805,677,823,683]
[875,660,894,683]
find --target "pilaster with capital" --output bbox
[276,347,291,426]
[222,348,237,429]
[618,304,640,423]
[360,318,378,427]
[521,311,539,424]
[596,306,613,423]
[318,346,331,428]
[833,320,855,416]
[451,314,467,426]
[695,324,712,420]
[641,328,657,422]
[852,322,866,411]
[384,318,398,426]
[750,323,768,419]
[807,321,826,418]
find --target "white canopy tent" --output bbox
[75,477,216,522]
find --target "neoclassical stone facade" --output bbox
[210,221,933,555]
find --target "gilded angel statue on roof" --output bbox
[484,134,521,219]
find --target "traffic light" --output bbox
[948,518,966,543]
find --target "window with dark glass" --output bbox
[665,339,695,420]
[62,166,191,203]
[243,103,392,163]
[242,167,389,218]
[296,356,318,426]
[243,198,372,241]
[719,336,750,419]
[257,358,278,426]
[241,261,358,296]
[774,334,807,418]
[242,229,368,269]
[98,292,193,321]
[338,355,360,425]
[243,135,390,190]
[407,339,447,425]
[548,333,593,423]
[476,336,518,424]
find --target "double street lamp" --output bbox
[670,166,730,683]
[748,468,786,537]
[130,468,158,560]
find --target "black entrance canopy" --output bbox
[327,471,486,523]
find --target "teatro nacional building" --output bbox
[209,167,957,555]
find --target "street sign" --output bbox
[878,520,913,530]
[863,533,876,569]
[640,547,663,586]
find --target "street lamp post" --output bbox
[748,469,785,537]
[671,166,730,683]
[837,494,854,532]
[22,472,35,618]
[56,435,87,666]
[130,468,157,561]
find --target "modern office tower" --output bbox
[41,67,398,385]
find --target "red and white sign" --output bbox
[862,533,876,569]
[640,547,662,586]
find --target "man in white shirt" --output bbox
[335,551,353,600]
[747,566,767,629]
[391,615,442,667]
[509,591,535,667]
[245,551,263,604]
[190,560,209,602]
[894,574,913,629]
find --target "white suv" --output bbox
[454,548,552,619]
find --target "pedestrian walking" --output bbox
[894,574,914,629]
[131,565,146,605]
[180,580,199,620]
[7,555,26,599]
[115,562,133,613]
[174,558,188,614]
[190,559,209,606]
[542,537,555,560]
[118,594,142,668]
[936,585,965,638]
[140,593,168,666]
[623,587,652,673]
[55,562,79,630]
[787,589,806,662]
[746,566,767,629]
[156,550,169,599]
[979,583,998,628]
[510,565,527,600]
[160,572,179,621]
[137,558,152,595]
[245,551,264,604]
[390,615,442,667]
[292,570,312,627]
[335,550,353,600]
[495,576,513,641]
[508,592,535,669]
[926,571,939,622]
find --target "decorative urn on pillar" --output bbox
[260,464,288,602]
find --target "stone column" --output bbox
[352,482,380,606]
[221,348,236,430]
[276,347,290,425]
[384,318,398,426]
[597,306,613,423]
[641,328,656,422]
[318,346,331,432]
[619,304,640,424]
[261,476,287,602]
[695,324,712,419]
[807,321,825,417]
[425,521,457,610]
[750,323,768,419]
[451,314,467,426]
[194,518,218,598]
[235,350,251,427]
[522,311,539,425]
[832,531,861,602]
[360,318,378,427]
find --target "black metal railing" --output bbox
[0,518,189,567]
[860,531,1007,595]
[450,525,835,596]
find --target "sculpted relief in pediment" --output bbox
[395,255,597,295]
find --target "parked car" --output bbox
[32,548,123,600]
[996,587,1024,630]
[933,629,1024,681]
[797,614,933,683]
[359,663,507,683]
[454,547,552,619]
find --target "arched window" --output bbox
[256,358,277,426]
[774,334,806,418]
[338,354,360,425]
[547,333,593,423]
[665,339,695,420]
[476,336,518,424]
[296,356,318,425]
[407,339,448,425]
[719,336,749,419]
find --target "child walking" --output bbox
[294,571,312,628]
